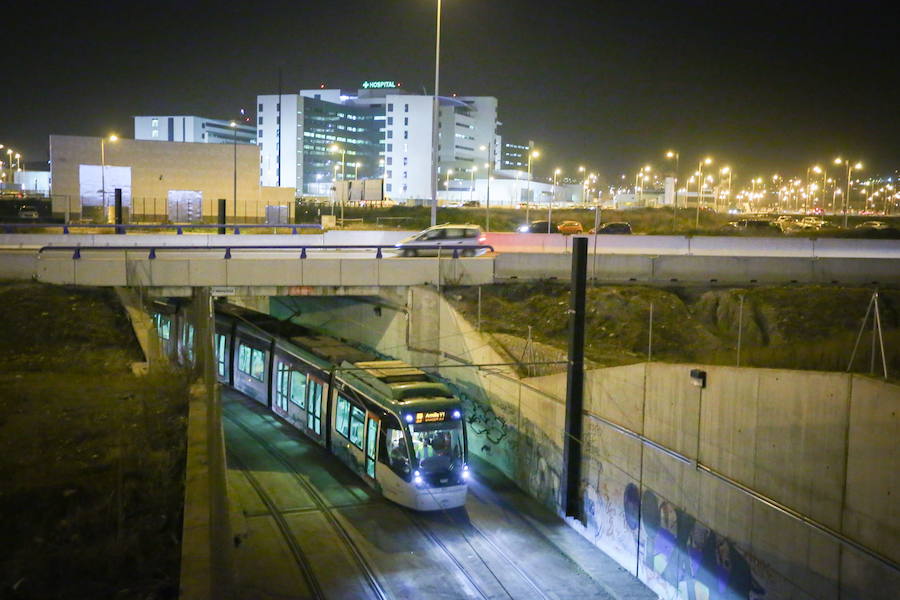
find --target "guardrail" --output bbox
[38,243,495,260]
[0,223,323,234]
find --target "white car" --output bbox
[394,224,488,257]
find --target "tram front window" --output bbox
[409,421,464,475]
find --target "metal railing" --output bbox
[1,223,323,234]
[38,243,495,260]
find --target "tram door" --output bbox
[365,415,380,479]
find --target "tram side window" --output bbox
[307,379,322,434]
[182,323,195,362]
[381,419,411,477]
[275,362,290,411]
[238,344,265,381]
[336,396,351,439]
[154,314,171,341]
[349,406,365,449]
[215,334,227,377]
[290,370,307,408]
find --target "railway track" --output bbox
[224,409,388,600]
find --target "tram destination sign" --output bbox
[415,410,446,424]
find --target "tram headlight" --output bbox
[414,470,424,487]
[404,414,414,423]
[452,409,461,419]
[462,464,470,480]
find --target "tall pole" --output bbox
[100,138,106,221]
[232,124,237,223]
[430,0,442,227]
[485,141,492,231]
[695,162,703,228]
[526,149,534,225]
[844,162,852,228]
[563,237,587,522]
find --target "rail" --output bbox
[37,243,495,260]
[0,222,323,234]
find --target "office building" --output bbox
[257,82,498,201]
[134,116,256,145]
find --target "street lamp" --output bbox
[329,144,347,223]
[665,150,680,229]
[469,166,478,204]
[445,168,454,190]
[480,143,493,231]
[526,149,540,224]
[429,0,443,226]
[548,168,561,232]
[229,121,238,222]
[719,167,732,211]
[834,157,863,227]
[100,134,119,222]
[695,157,712,227]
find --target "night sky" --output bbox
[6,0,899,183]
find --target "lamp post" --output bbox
[549,168,561,232]
[834,158,862,227]
[429,0,443,227]
[480,143,493,231]
[5,148,11,186]
[444,168,454,197]
[665,150,679,230]
[230,121,238,223]
[719,167,731,212]
[526,148,540,224]
[695,157,712,227]
[100,134,118,222]
[354,162,360,180]
[329,144,346,223]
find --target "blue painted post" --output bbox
[177,226,183,235]
[224,248,232,260]
[148,248,156,260]
[452,248,459,259]
[63,226,69,234]
[376,247,383,259]
[300,248,307,259]
[73,247,81,259]
[234,227,240,235]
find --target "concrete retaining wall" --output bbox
[292,287,900,599]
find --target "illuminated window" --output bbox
[336,396,351,438]
[275,363,290,412]
[151,130,159,138]
[151,118,159,127]
[215,334,226,377]
[290,370,307,407]
[307,380,322,434]
[349,405,365,449]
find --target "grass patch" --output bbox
[0,283,189,599]
[446,283,900,377]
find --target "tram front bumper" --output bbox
[414,484,468,511]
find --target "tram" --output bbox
[156,301,469,511]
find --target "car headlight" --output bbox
[517,225,529,233]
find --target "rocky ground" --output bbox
[0,282,190,599]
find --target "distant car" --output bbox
[589,222,632,235]
[462,200,480,207]
[797,216,828,230]
[556,220,584,234]
[856,221,890,230]
[728,219,777,231]
[17,206,39,220]
[517,220,555,233]
[394,223,487,256]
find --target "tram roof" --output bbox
[341,360,455,406]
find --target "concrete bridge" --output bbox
[2,232,899,291]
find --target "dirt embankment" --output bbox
[0,283,190,600]
[448,283,900,377]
